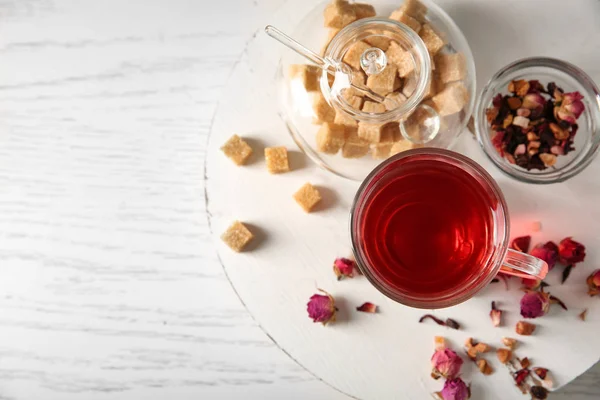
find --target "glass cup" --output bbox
[350,148,548,309]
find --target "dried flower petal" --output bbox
[549,295,568,311]
[356,302,377,313]
[419,314,461,330]
[510,235,531,253]
[530,385,549,399]
[579,309,588,321]
[558,237,586,265]
[490,301,502,327]
[307,289,337,325]
[530,241,559,270]
[533,368,548,380]
[440,377,470,400]
[522,93,545,109]
[474,342,491,353]
[561,264,573,284]
[516,321,536,335]
[431,348,464,379]
[496,348,512,364]
[514,368,530,385]
[555,91,585,125]
[521,278,550,291]
[520,291,550,318]
[520,357,531,369]
[477,359,493,375]
[333,257,356,280]
[586,269,600,296]
[502,337,517,350]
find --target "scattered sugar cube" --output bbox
[352,3,376,19]
[342,131,370,158]
[384,92,407,110]
[343,41,371,70]
[419,24,445,55]
[362,100,386,114]
[289,64,321,92]
[321,29,340,56]
[324,0,357,29]
[293,183,322,213]
[313,92,336,124]
[432,82,469,116]
[358,121,385,142]
[389,9,422,33]
[316,122,346,154]
[366,64,398,96]
[371,142,393,159]
[386,41,415,77]
[220,134,253,166]
[221,221,254,252]
[265,146,290,173]
[335,95,362,127]
[390,140,421,156]
[435,52,466,84]
[365,35,391,51]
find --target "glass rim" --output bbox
[349,148,510,309]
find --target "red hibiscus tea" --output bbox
[351,149,511,308]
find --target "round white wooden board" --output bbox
[206,0,600,398]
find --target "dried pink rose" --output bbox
[520,291,550,318]
[440,377,470,400]
[510,235,531,253]
[333,257,356,280]
[522,93,546,110]
[530,241,559,270]
[558,237,586,265]
[356,302,377,313]
[555,92,585,125]
[586,269,600,296]
[307,289,337,325]
[431,348,463,379]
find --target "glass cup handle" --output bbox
[499,249,549,280]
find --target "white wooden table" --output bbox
[0,0,598,398]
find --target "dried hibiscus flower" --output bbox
[439,377,470,400]
[307,289,337,325]
[530,241,559,271]
[333,257,356,280]
[356,302,377,313]
[431,348,464,379]
[510,235,531,253]
[520,291,550,318]
[586,269,600,296]
[490,301,502,327]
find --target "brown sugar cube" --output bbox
[371,142,393,159]
[324,0,357,29]
[389,9,422,33]
[432,82,469,116]
[345,70,367,98]
[386,41,415,77]
[381,122,401,143]
[342,132,370,158]
[366,64,398,96]
[419,24,445,55]
[384,92,407,111]
[343,41,371,70]
[293,183,322,212]
[435,52,466,84]
[390,140,420,156]
[313,92,336,124]
[220,134,253,166]
[365,35,391,51]
[289,64,321,92]
[264,146,290,174]
[395,0,427,21]
[335,95,362,127]
[221,221,254,252]
[316,122,346,154]
[362,100,386,114]
[401,72,417,97]
[358,121,385,142]
[321,29,340,56]
[352,3,376,19]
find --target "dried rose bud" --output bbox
[558,237,586,265]
[555,91,585,125]
[530,241,559,270]
[522,93,546,109]
[516,321,536,335]
[440,377,470,400]
[520,291,550,318]
[586,269,600,296]
[307,289,337,325]
[431,348,464,379]
[477,359,493,375]
[490,301,502,327]
[333,257,356,280]
[520,357,531,369]
[510,236,531,253]
[502,337,517,350]
[474,342,491,353]
[496,348,512,364]
[356,302,377,313]
[530,385,549,399]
